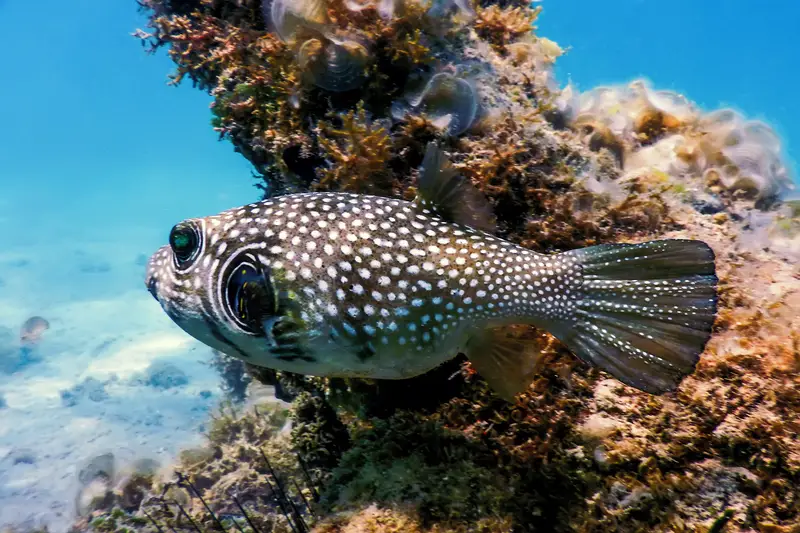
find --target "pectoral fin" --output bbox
[464,327,546,401]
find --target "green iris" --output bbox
[173,233,190,250]
[169,224,199,265]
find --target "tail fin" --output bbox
[557,239,718,394]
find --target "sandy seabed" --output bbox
[0,232,228,531]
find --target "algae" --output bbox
[68,0,800,531]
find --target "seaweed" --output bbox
[83,0,800,532]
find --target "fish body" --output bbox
[146,144,718,398]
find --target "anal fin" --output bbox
[465,326,547,401]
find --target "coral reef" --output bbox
[209,349,253,403]
[78,0,800,531]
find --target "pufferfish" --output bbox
[145,144,718,399]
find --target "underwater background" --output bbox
[0,0,798,531]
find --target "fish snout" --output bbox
[147,276,159,302]
[144,245,171,302]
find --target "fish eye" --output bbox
[224,257,279,334]
[169,222,201,268]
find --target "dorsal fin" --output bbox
[415,142,496,233]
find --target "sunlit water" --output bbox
[0,0,797,529]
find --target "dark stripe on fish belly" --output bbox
[356,341,377,361]
[275,354,316,363]
[202,315,251,360]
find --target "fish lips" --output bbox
[144,245,172,302]
[147,276,159,302]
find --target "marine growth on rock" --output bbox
[95,0,800,531]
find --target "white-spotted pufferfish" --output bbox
[145,144,718,399]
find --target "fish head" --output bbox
[145,215,285,359]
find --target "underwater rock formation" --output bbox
[137,360,190,390]
[83,0,800,531]
[60,377,110,407]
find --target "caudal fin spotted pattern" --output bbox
[558,239,718,394]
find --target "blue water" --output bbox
[0,1,258,250]
[544,0,800,178]
[0,0,797,529]
[0,0,797,230]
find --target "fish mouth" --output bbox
[144,245,172,303]
[147,276,159,302]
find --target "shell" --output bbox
[298,37,371,92]
[427,0,476,20]
[573,117,625,167]
[394,73,479,136]
[699,109,742,142]
[646,89,697,122]
[571,81,698,145]
[722,141,771,178]
[721,141,789,199]
[262,0,329,42]
[624,134,684,174]
[344,0,398,20]
[671,136,707,174]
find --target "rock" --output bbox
[75,478,113,516]
[578,414,621,442]
[692,194,725,214]
[140,410,164,427]
[78,453,115,487]
[114,459,160,512]
[60,377,110,407]
[9,448,36,465]
[141,360,189,390]
[75,453,116,516]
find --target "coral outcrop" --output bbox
[68,0,800,531]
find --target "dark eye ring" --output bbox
[224,257,279,335]
[169,222,201,267]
